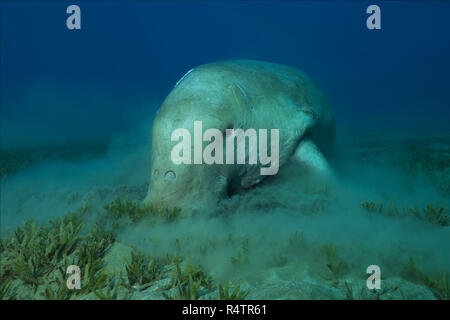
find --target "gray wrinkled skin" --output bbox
[144,60,335,212]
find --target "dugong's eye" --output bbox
[164,170,176,181]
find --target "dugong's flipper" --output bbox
[293,139,334,178]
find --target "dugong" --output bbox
[144,60,335,211]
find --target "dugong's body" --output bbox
[145,60,335,211]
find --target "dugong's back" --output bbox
[161,60,335,152]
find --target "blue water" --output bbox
[2,1,450,148]
[1,1,450,301]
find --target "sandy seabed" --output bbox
[1,131,449,300]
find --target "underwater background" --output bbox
[0,1,449,300]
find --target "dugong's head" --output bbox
[143,68,245,212]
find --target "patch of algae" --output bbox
[2,136,450,300]
[361,201,449,227]
[0,197,248,300]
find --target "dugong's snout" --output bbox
[144,163,221,212]
[144,167,180,208]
